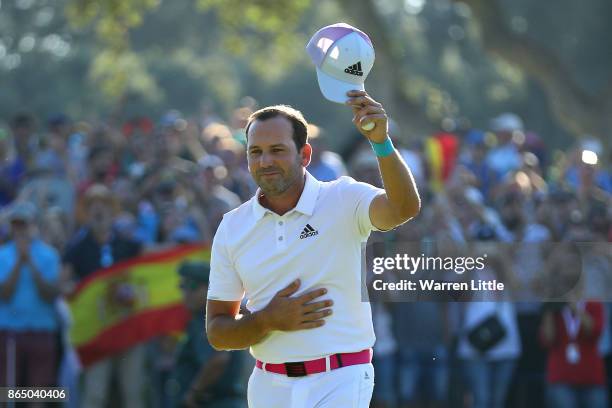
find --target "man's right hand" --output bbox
[259,280,333,332]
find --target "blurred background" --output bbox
[0,0,610,407]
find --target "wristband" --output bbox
[370,137,395,157]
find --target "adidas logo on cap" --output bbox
[344,61,363,76]
[299,224,319,239]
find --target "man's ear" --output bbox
[301,143,312,167]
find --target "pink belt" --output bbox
[255,348,372,377]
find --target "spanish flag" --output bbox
[68,244,210,367]
[425,132,458,192]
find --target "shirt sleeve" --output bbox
[338,176,385,238]
[208,219,245,302]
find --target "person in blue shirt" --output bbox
[0,201,61,393]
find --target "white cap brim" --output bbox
[315,67,365,104]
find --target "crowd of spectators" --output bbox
[0,103,610,408]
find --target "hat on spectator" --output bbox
[306,23,375,103]
[178,261,210,284]
[8,201,37,223]
[490,113,523,133]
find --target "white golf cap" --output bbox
[306,23,375,103]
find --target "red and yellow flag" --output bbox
[68,244,210,367]
[426,132,459,192]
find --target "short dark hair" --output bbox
[245,105,308,151]
[10,113,34,129]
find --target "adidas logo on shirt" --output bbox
[299,224,319,239]
[344,61,363,76]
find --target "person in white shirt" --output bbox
[205,90,420,408]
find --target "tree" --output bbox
[3,0,607,152]
[152,0,608,145]
[453,0,612,146]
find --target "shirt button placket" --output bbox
[276,218,286,249]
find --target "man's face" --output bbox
[246,116,310,196]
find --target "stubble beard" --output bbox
[256,163,301,197]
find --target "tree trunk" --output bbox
[454,0,611,151]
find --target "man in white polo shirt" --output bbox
[206,90,420,408]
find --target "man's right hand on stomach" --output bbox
[258,279,333,331]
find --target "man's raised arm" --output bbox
[346,90,421,231]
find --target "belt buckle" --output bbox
[284,362,307,377]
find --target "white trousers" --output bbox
[247,363,374,408]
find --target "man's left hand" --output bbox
[345,90,388,143]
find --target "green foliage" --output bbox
[196,0,311,79]
[89,49,162,104]
[197,0,310,33]
[65,0,160,102]
[1,0,607,147]
[59,0,314,106]
[152,48,240,114]
[67,0,160,39]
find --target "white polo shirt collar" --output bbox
[251,171,321,220]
